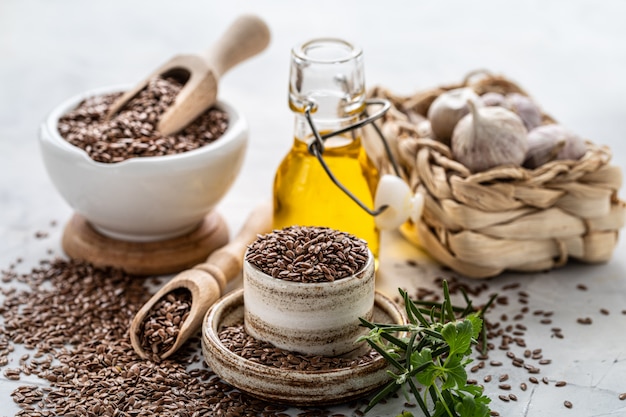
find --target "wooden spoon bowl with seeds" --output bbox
[130,202,272,360]
[108,14,270,136]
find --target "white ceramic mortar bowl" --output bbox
[243,249,375,357]
[39,85,248,242]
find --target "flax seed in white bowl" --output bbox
[39,82,248,242]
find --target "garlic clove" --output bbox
[523,130,566,169]
[504,93,542,131]
[481,92,506,107]
[374,175,424,230]
[525,124,587,166]
[427,88,482,146]
[451,100,528,173]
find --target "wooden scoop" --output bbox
[130,202,273,360]
[108,14,270,136]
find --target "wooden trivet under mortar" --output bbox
[62,211,229,276]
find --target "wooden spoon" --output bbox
[130,202,272,360]
[107,14,270,136]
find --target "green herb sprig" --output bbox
[358,281,497,417]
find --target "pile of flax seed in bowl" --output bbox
[57,77,229,163]
[245,226,370,283]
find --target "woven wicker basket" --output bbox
[366,71,626,278]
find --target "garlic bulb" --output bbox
[481,92,505,107]
[504,93,542,131]
[524,124,587,168]
[451,100,528,173]
[427,88,482,146]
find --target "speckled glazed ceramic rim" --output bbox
[201,289,405,406]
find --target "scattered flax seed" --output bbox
[529,377,539,384]
[564,400,573,409]
[501,283,521,290]
[484,375,492,383]
[539,359,552,365]
[542,377,549,385]
[622,310,626,315]
[508,394,517,401]
[527,366,541,374]
[490,361,503,366]
[576,284,588,291]
[0,258,299,416]
[619,393,626,401]
[555,381,567,387]
[577,317,593,325]
[520,382,527,391]
[498,384,511,390]
[498,374,509,382]
[600,308,610,315]
[490,411,500,416]
[540,318,552,325]
[3,368,21,380]
[498,395,510,402]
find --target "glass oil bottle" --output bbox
[273,38,381,259]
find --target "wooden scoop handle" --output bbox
[204,14,271,78]
[130,202,273,360]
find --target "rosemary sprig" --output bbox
[358,281,496,417]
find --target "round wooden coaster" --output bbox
[62,211,229,276]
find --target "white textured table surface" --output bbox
[2,1,626,416]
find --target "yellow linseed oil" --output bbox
[273,134,380,260]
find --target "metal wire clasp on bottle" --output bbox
[303,98,423,230]
[304,98,396,215]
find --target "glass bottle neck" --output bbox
[289,38,366,121]
[292,113,363,151]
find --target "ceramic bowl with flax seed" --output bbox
[202,289,405,406]
[39,84,248,242]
